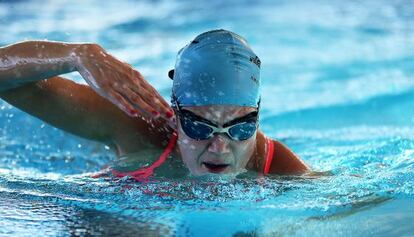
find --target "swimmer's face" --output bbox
[176,105,257,176]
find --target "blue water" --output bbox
[1,0,414,236]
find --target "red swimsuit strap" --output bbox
[100,133,274,180]
[263,137,275,175]
[111,132,178,181]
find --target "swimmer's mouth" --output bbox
[202,162,230,173]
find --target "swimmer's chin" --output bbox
[187,172,241,181]
[187,165,247,178]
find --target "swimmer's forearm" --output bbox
[0,41,93,91]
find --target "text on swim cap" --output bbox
[250,56,261,69]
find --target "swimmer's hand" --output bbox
[74,44,174,121]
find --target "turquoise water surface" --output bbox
[1,0,414,236]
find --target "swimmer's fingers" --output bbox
[135,85,172,117]
[109,84,176,129]
[107,81,152,118]
[145,86,172,112]
[77,48,173,119]
[118,87,154,116]
[126,70,174,118]
[122,87,170,120]
[104,75,168,119]
[89,67,150,118]
[108,91,139,117]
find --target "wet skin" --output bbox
[0,41,310,176]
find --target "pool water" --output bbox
[1,0,414,236]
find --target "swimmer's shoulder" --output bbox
[267,139,310,175]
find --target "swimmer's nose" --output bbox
[208,135,230,155]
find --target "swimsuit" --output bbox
[94,132,275,181]
[263,137,275,175]
[110,132,179,181]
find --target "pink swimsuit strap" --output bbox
[263,137,275,175]
[111,132,178,181]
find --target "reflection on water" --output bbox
[1,168,413,236]
[0,195,174,237]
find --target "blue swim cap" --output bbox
[170,29,261,107]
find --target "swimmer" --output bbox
[0,29,310,179]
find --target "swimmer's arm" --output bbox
[0,41,173,119]
[0,76,168,149]
[0,41,79,91]
[269,140,311,175]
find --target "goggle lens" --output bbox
[228,122,257,140]
[181,118,214,140]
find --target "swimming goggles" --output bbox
[173,101,259,141]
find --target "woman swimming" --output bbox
[0,29,310,179]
